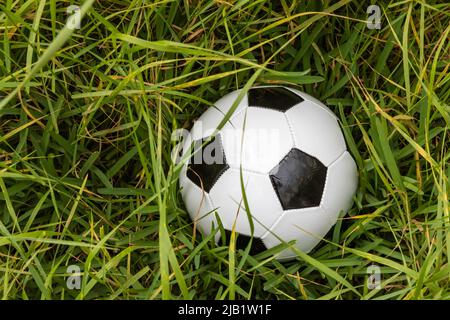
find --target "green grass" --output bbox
[0,0,449,300]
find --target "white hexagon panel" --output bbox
[285,99,346,167]
[320,151,358,221]
[262,206,336,260]
[179,166,218,241]
[209,167,283,238]
[212,89,248,122]
[222,106,294,173]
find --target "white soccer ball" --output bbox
[179,86,358,260]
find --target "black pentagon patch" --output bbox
[220,230,267,255]
[187,135,229,192]
[269,148,327,210]
[248,87,303,112]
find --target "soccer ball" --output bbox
[178,86,358,260]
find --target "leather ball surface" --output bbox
[179,86,358,260]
